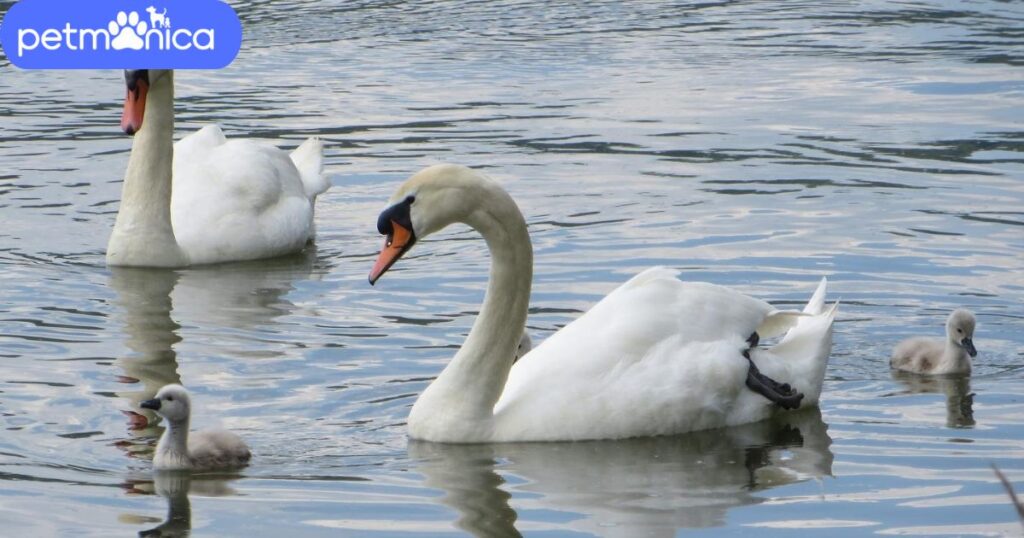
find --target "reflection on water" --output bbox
[108,251,319,461]
[891,371,975,428]
[110,267,183,445]
[122,472,242,538]
[410,409,832,536]
[167,248,319,331]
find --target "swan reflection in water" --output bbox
[410,408,833,537]
[121,472,242,538]
[109,266,184,449]
[891,370,975,428]
[108,249,321,456]
[111,253,319,534]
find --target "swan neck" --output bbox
[942,340,971,373]
[413,186,532,439]
[157,417,190,461]
[107,71,186,266]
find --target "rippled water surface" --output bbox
[2,0,1024,535]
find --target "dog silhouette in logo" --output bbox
[146,6,171,29]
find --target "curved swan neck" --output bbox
[411,183,532,440]
[107,71,186,267]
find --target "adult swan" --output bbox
[107,69,329,267]
[369,164,837,443]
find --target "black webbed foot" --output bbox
[743,350,804,410]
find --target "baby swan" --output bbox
[891,309,978,375]
[140,384,251,471]
[513,331,532,363]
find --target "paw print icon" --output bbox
[109,11,148,50]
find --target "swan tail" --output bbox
[755,276,828,338]
[290,136,329,200]
[766,278,837,405]
[779,277,835,346]
[803,276,828,315]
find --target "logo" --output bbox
[0,0,242,69]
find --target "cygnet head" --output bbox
[514,331,533,362]
[369,164,507,284]
[140,384,192,423]
[946,309,977,357]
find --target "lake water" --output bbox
[1,0,1023,535]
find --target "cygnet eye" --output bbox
[957,329,963,334]
[166,395,174,401]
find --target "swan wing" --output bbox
[493,273,835,441]
[890,337,945,372]
[171,126,316,264]
[188,429,252,470]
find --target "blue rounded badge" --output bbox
[0,0,242,69]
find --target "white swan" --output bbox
[891,309,977,375]
[141,384,252,471]
[368,164,837,443]
[107,69,329,267]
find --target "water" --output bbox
[1,0,1023,535]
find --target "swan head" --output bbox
[140,384,192,423]
[369,164,495,284]
[513,331,532,362]
[946,309,977,357]
[120,69,170,135]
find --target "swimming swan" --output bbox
[891,309,977,375]
[368,164,837,443]
[107,69,330,267]
[141,384,252,471]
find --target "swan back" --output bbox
[492,274,837,441]
[186,429,252,470]
[170,126,317,264]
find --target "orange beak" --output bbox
[120,79,149,135]
[369,220,415,285]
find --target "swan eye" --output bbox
[957,329,962,334]
[165,396,174,401]
[405,195,415,204]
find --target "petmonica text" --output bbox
[0,0,242,69]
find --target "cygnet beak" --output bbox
[961,337,977,357]
[140,398,162,411]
